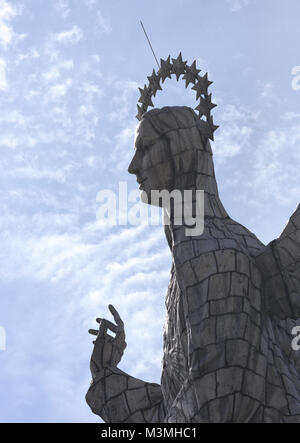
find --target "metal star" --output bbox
[191,76,206,100]
[138,85,154,108]
[202,73,213,95]
[206,115,219,141]
[147,69,162,97]
[159,56,172,83]
[195,94,217,118]
[171,52,187,81]
[182,60,201,88]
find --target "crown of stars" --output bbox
[136,53,218,141]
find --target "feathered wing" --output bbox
[256,203,300,319]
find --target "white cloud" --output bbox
[59,59,74,70]
[56,0,70,18]
[42,60,73,83]
[46,78,73,101]
[261,82,275,99]
[5,166,67,183]
[84,0,96,7]
[0,134,18,148]
[284,111,300,121]
[0,109,29,126]
[112,120,137,171]
[0,0,16,46]
[54,25,83,45]
[0,57,7,90]
[109,79,139,123]
[15,48,40,65]
[96,10,112,35]
[0,0,26,47]
[43,67,60,82]
[250,126,300,205]
[214,104,254,162]
[226,0,250,12]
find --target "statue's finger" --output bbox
[88,329,99,336]
[115,327,126,351]
[115,327,126,341]
[97,318,117,333]
[108,304,124,328]
[98,319,108,337]
[115,338,126,352]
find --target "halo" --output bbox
[136,52,218,141]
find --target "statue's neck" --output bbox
[171,142,228,220]
[163,139,229,246]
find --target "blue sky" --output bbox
[0,0,300,422]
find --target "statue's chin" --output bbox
[140,190,162,207]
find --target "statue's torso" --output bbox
[161,218,300,423]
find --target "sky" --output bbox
[0,0,300,422]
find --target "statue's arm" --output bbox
[256,203,300,319]
[86,305,165,423]
[86,367,165,423]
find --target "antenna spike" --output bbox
[140,21,160,69]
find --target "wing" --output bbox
[256,203,300,319]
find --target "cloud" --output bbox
[42,67,60,82]
[96,10,112,35]
[0,0,26,47]
[42,60,73,83]
[54,25,83,45]
[0,57,7,90]
[55,0,70,18]
[283,111,300,121]
[5,166,67,183]
[0,109,28,126]
[215,124,252,160]
[0,134,19,148]
[0,211,170,398]
[112,121,137,171]
[260,82,275,100]
[15,48,40,65]
[213,103,255,162]
[0,0,17,46]
[84,0,96,7]
[226,0,250,12]
[250,125,300,205]
[46,78,73,101]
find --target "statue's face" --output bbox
[128,119,174,203]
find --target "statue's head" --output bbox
[128,106,213,204]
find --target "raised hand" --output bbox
[88,304,127,378]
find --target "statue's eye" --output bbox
[142,141,155,153]
[136,137,144,151]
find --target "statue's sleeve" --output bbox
[256,203,300,319]
[86,367,165,423]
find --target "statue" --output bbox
[86,55,300,423]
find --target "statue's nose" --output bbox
[128,151,140,175]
